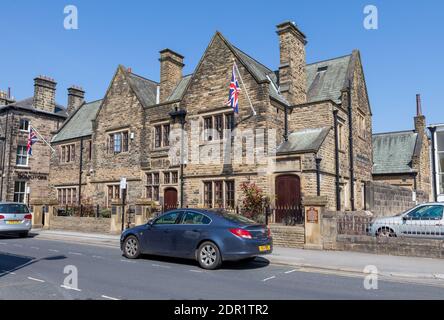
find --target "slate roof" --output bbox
[167,74,192,102]
[277,127,330,154]
[126,72,158,107]
[51,99,102,143]
[0,97,68,117]
[306,55,351,104]
[372,131,418,174]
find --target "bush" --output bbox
[240,182,270,223]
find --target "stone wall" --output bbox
[336,235,444,259]
[270,225,305,248]
[365,181,428,217]
[50,216,110,234]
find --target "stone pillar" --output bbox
[303,196,328,250]
[30,199,45,229]
[44,198,59,230]
[110,199,123,234]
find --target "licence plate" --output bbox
[259,245,271,252]
[6,220,21,225]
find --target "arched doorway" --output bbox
[164,188,178,211]
[275,175,302,224]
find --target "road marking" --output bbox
[285,269,297,274]
[189,270,203,273]
[13,244,23,247]
[28,277,45,283]
[48,249,59,253]
[68,252,83,256]
[30,246,40,250]
[262,276,276,282]
[92,255,103,259]
[101,295,119,300]
[0,242,7,245]
[120,259,136,263]
[152,264,171,269]
[60,285,82,292]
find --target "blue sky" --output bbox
[0,0,443,133]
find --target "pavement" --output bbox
[1,231,444,299]
[33,229,444,283]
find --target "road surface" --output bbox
[0,234,443,300]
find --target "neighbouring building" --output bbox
[372,94,431,199]
[49,21,373,220]
[428,123,444,202]
[0,76,83,203]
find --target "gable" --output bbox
[180,33,269,114]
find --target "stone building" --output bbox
[0,76,82,203]
[372,94,431,199]
[48,21,373,219]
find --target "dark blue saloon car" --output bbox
[120,209,273,269]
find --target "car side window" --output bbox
[154,211,181,225]
[406,206,430,220]
[180,212,211,225]
[420,206,443,220]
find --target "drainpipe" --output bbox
[333,110,341,211]
[0,111,10,201]
[347,82,356,211]
[428,126,438,202]
[315,156,322,196]
[78,137,84,208]
[283,106,289,142]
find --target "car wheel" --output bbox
[376,227,396,238]
[123,235,140,259]
[19,232,28,238]
[197,241,222,270]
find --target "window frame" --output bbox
[19,119,30,132]
[16,145,28,166]
[179,211,212,225]
[13,181,27,203]
[108,130,129,154]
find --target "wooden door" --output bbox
[164,188,178,211]
[275,175,302,224]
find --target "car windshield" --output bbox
[0,204,29,214]
[212,210,256,225]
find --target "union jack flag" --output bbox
[27,127,38,156]
[226,64,241,113]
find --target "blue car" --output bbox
[120,209,273,270]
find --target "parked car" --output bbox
[368,203,444,239]
[120,209,273,270]
[0,202,32,238]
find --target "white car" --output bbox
[368,203,444,239]
[0,202,32,238]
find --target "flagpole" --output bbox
[233,62,257,116]
[30,124,56,153]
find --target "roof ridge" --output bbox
[128,72,159,85]
[373,130,416,136]
[306,54,352,66]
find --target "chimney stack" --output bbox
[414,94,426,135]
[276,21,307,105]
[159,49,184,103]
[33,75,57,113]
[67,85,85,114]
[0,87,15,106]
